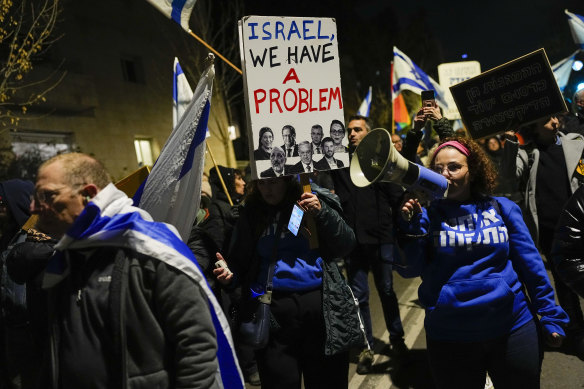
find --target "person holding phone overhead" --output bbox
[402,90,454,165]
[214,176,361,389]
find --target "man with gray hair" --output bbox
[28,152,242,388]
[260,147,300,177]
[293,141,316,173]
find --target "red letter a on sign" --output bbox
[282,68,300,84]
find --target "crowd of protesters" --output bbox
[0,90,583,389]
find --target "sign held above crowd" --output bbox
[450,49,567,139]
[239,16,348,179]
[437,61,481,120]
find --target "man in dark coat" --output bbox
[330,115,407,375]
[26,153,225,388]
[0,179,36,388]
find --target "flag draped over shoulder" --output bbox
[392,46,449,109]
[566,10,584,49]
[134,63,212,241]
[356,86,372,117]
[552,49,580,92]
[43,184,244,388]
[146,0,198,31]
[173,58,194,128]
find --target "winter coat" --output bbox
[227,184,361,353]
[551,184,584,298]
[46,247,219,389]
[501,131,584,244]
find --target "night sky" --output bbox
[242,1,584,79]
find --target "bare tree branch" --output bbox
[0,0,62,126]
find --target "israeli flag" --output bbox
[45,184,244,388]
[392,46,449,109]
[552,50,579,92]
[146,0,198,31]
[357,86,372,117]
[134,62,212,242]
[566,10,584,49]
[173,58,194,128]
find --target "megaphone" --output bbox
[350,128,449,200]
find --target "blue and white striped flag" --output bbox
[173,58,194,128]
[392,46,449,109]
[134,63,213,241]
[357,86,372,117]
[146,0,198,31]
[552,50,580,92]
[566,10,584,49]
[43,184,244,388]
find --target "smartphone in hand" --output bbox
[288,203,305,236]
[421,89,435,108]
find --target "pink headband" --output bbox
[432,141,470,163]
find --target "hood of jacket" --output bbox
[209,166,243,204]
[0,179,34,228]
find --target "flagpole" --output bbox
[205,142,234,206]
[390,60,396,134]
[188,30,242,75]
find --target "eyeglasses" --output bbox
[32,184,84,205]
[32,188,64,205]
[432,162,467,175]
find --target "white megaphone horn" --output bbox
[350,128,449,200]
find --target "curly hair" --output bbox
[430,137,497,198]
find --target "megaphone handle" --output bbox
[299,173,319,249]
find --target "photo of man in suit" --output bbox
[260,147,300,177]
[310,124,324,154]
[281,125,299,157]
[315,137,345,171]
[292,141,316,173]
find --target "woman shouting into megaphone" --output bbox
[398,136,567,389]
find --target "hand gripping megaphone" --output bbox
[350,128,449,200]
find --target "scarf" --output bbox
[43,183,243,388]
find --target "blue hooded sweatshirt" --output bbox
[399,196,568,342]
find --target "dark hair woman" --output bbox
[254,127,274,160]
[399,137,568,389]
[214,176,360,389]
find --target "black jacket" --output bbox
[0,179,34,250]
[46,247,219,389]
[226,185,361,353]
[402,117,455,164]
[551,184,584,298]
[188,166,241,282]
[331,167,403,245]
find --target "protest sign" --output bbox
[450,49,567,139]
[437,61,481,120]
[238,16,348,179]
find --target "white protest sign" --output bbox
[239,16,348,179]
[438,61,481,120]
